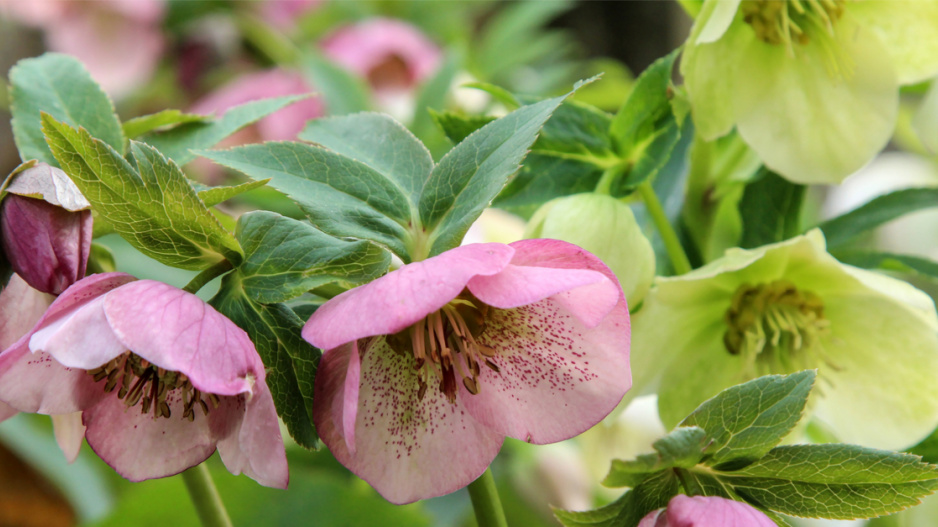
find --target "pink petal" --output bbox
[0,401,16,422]
[214,381,289,489]
[30,295,127,369]
[82,386,219,481]
[313,337,504,504]
[666,495,776,527]
[303,243,515,351]
[467,264,617,327]
[52,412,86,463]
[313,342,361,455]
[0,274,54,350]
[321,17,442,87]
[638,509,667,527]
[103,280,262,397]
[459,295,631,444]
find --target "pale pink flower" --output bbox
[0,273,288,487]
[259,0,322,29]
[191,69,322,142]
[303,239,631,504]
[321,17,441,118]
[0,274,54,423]
[0,0,166,98]
[638,495,776,527]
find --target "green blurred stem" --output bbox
[637,181,692,275]
[467,468,508,527]
[594,163,627,196]
[181,464,233,527]
[236,13,300,65]
[182,260,233,294]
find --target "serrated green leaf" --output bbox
[10,53,124,165]
[603,427,707,488]
[722,444,938,519]
[817,188,938,248]
[122,109,209,139]
[236,211,390,303]
[42,114,242,269]
[301,50,371,116]
[612,470,680,527]
[461,81,521,109]
[554,491,630,527]
[196,141,416,261]
[831,250,938,282]
[140,95,308,165]
[421,79,593,256]
[197,179,271,208]
[738,170,806,249]
[431,110,497,146]
[609,49,684,192]
[211,278,320,449]
[681,371,816,467]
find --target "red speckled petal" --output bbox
[104,280,261,397]
[303,243,514,350]
[314,337,503,504]
[82,385,221,481]
[0,346,103,414]
[459,296,631,444]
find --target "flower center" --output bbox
[723,280,833,376]
[387,291,500,404]
[741,0,846,47]
[87,353,219,421]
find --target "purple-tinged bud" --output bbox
[0,163,92,295]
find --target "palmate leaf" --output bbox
[42,114,243,269]
[10,53,124,166]
[122,109,209,139]
[603,427,707,488]
[211,278,319,449]
[199,79,590,262]
[817,188,938,248]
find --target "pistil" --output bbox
[87,353,219,420]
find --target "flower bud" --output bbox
[1,163,92,294]
[526,193,655,306]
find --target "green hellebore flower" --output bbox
[631,229,938,450]
[682,0,938,184]
[526,193,656,306]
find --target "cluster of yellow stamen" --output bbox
[723,280,835,376]
[742,0,846,48]
[87,353,219,421]
[387,291,500,404]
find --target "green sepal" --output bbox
[831,250,938,283]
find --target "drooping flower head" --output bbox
[303,239,631,504]
[1,162,92,295]
[0,273,288,487]
[681,0,938,183]
[321,17,442,120]
[638,495,776,527]
[631,230,938,450]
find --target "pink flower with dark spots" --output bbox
[303,239,631,504]
[638,495,776,527]
[0,273,288,487]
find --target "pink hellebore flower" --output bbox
[303,240,631,504]
[0,0,166,98]
[638,495,776,527]
[1,162,92,295]
[321,17,441,118]
[0,274,54,423]
[0,273,288,488]
[259,0,322,30]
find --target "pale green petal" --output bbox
[912,78,938,153]
[850,0,938,85]
[840,264,938,329]
[681,15,754,140]
[813,294,938,449]
[733,15,898,184]
[528,194,656,305]
[696,0,743,44]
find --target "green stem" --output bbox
[181,464,233,527]
[467,468,508,527]
[182,260,233,294]
[637,181,692,275]
[236,13,301,66]
[594,163,627,196]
